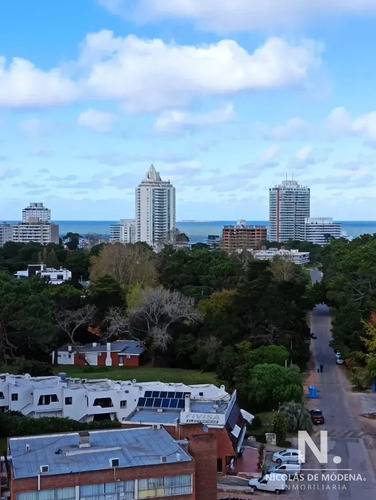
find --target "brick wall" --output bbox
[188,433,217,500]
[11,461,196,499]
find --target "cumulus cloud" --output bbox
[327,107,376,145]
[0,56,79,108]
[97,0,376,32]
[154,104,235,135]
[81,31,323,111]
[240,145,280,178]
[78,108,117,132]
[262,117,310,140]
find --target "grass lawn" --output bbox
[52,365,218,385]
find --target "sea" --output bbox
[50,220,376,244]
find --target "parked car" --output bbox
[336,357,345,365]
[267,462,301,475]
[249,475,287,495]
[272,449,305,464]
[310,409,325,424]
[335,352,342,359]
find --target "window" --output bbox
[0,391,4,399]
[93,397,113,408]
[65,397,72,405]
[120,400,127,408]
[138,475,192,498]
[217,458,223,472]
[38,394,59,405]
[57,274,63,280]
[17,487,75,500]
[80,481,134,500]
[11,393,18,401]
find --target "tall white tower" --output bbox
[135,165,176,246]
[269,180,310,242]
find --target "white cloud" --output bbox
[295,145,313,161]
[154,104,235,135]
[19,118,46,138]
[263,117,310,140]
[81,31,323,111]
[326,107,376,145]
[78,108,117,132]
[97,0,376,32]
[0,56,79,109]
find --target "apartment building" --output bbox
[221,220,267,252]
[0,222,12,247]
[135,165,176,246]
[8,426,218,500]
[304,217,341,245]
[109,219,136,244]
[269,180,310,242]
[12,219,59,245]
[22,202,51,223]
[0,374,253,475]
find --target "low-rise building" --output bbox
[8,426,217,500]
[12,219,59,245]
[0,374,253,475]
[109,219,136,244]
[14,264,72,284]
[221,220,267,253]
[0,222,12,247]
[54,340,144,367]
[303,217,341,245]
[252,248,310,265]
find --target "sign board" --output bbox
[184,413,220,424]
[265,432,276,445]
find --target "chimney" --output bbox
[68,345,72,353]
[92,342,97,347]
[78,431,90,448]
[25,444,30,453]
[184,394,190,412]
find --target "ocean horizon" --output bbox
[49,220,376,244]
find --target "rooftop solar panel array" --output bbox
[137,391,190,410]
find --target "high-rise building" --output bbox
[135,164,176,246]
[221,220,267,252]
[269,180,310,242]
[22,202,51,223]
[304,217,341,245]
[12,218,59,245]
[109,219,136,244]
[0,222,12,247]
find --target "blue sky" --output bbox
[1,1,376,220]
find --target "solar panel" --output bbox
[161,399,169,408]
[175,392,183,399]
[138,397,146,407]
[154,398,162,408]
[160,391,167,398]
[169,398,178,408]
[167,392,175,398]
[152,391,160,398]
[177,399,185,409]
[146,398,154,407]
[144,391,152,398]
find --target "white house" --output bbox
[14,263,72,284]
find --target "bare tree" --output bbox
[54,304,96,348]
[103,307,142,343]
[129,287,202,352]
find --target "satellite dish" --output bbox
[202,425,209,433]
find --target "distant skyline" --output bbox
[1,1,376,220]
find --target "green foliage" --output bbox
[65,250,91,280]
[280,401,313,432]
[87,275,125,315]
[248,415,262,430]
[273,411,287,447]
[0,411,121,438]
[64,233,80,251]
[245,363,303,411]
[17,359,53,376]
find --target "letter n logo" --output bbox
[298,430,328,464]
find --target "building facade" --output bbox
[304,217,341,245]
[12,220,59,245]
[8,426,218,500]
[14,263,72,284]
[0,374,253,476]
[109,219,136,244]
[22,202,51,223]
[0,222,12,247]
[221,220,267,252]
[54,340,144,367]
[135,165,176,247]
[269,180,310,243]
[252,248,310,265]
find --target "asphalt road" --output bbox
[301,268,376,499]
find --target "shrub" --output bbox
[249,415,262,430]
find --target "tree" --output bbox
[65,250,91,280]
[54,304,96,349]
[129,287,202,352]
[90,243,158,287]
[64,233,80,251]
[280,401,313,432]
[87,275,125,315]
[273,411,287,447]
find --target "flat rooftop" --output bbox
[9,427,191,479]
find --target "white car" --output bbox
[335,352,342,359]
[272,448,305,464]
[336,357,345,365]
[249,475,286,495]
